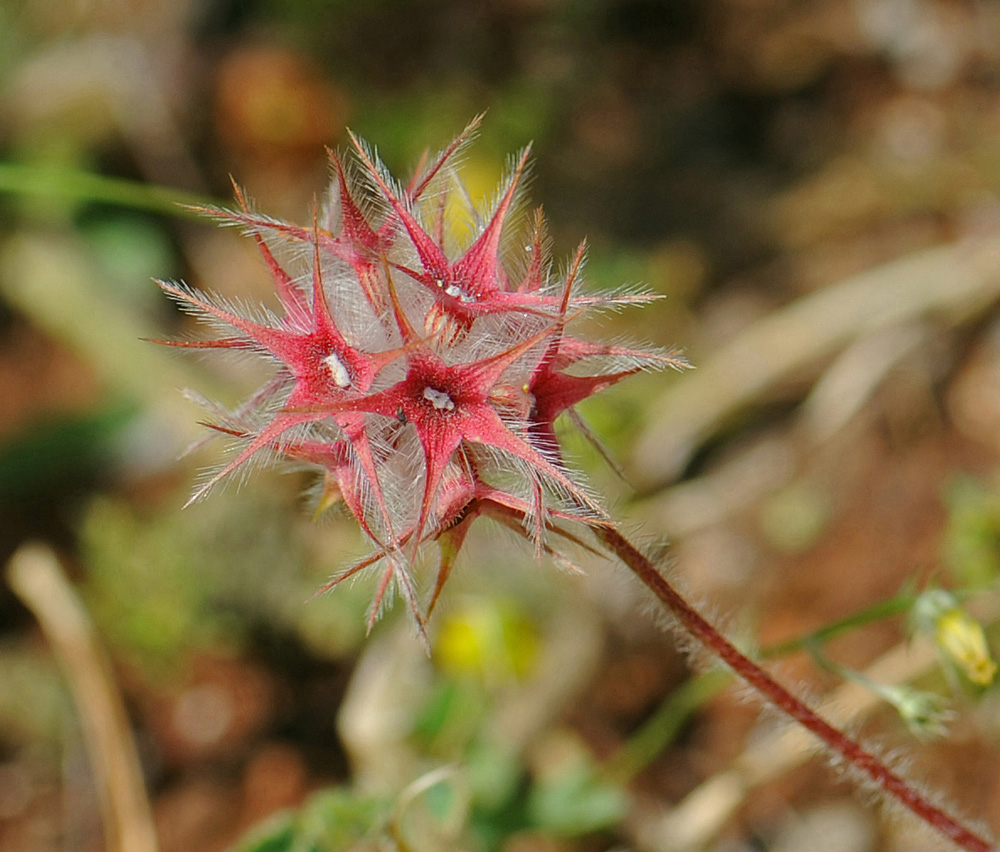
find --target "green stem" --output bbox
[605,669,730,782]
[0,162,220,219]
[762,592,915,658]
[607,592,915,780]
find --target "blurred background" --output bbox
[3,0,1000,850]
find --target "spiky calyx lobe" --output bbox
[158,118,686,631]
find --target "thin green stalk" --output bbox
[605,669,730,782]
[0,161,219,219]
[595,524,994,852]
[762,591,916,658]
[606,591,915,780]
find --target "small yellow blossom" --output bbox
[935,608,997,686]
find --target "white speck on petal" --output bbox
[444,283,476,304]
[323,352,352,388]
[423,387,455,411]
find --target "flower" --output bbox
[158,117,686,633]
[912,589,997,686]
[873,683,955,741]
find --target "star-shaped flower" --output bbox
[158,121,683,630]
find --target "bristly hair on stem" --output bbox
[156,121,992,849]
[593,525,995,852]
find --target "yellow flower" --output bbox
[935,608,997,686]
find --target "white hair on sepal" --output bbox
[370,428,419,535]
[549,241,589,294]
[314,544,425,640]
[281,234,335,288]
[347,134,414,223]
[175,389,257,461]
[367,354,407,394]
[393,266,435,321]
[430,173,476,259]
[406,119,486,243]
[481,311,553,364]
[560,338,689,377]
[409,114,483,201]
[157,285,295,375]
[161,331,273,374]
[339,440,393,544]
[347,292,401,352]
[496,154,537,266]
[188,420,311,503]
[364,563,400,627]
[410,161,456,220]
[315,248,358,290]
[504,206,554,290]
[496,357,546,402]
[319,171,344,234]
[217,371,295,423]
[159,279,291,334]
[328,154,395,249]
[347,290,402,356]
[485,146,534,229]
[383,235,424,291]
[482,446,538,515]
[478,303,548,343]
[375,554,429,643]
[472,443,537,507]
[433,314,494,364]
[448,146,534,267]
[373,420,424,531]
[178,384,280,438]
[195,200,289,235]
[200,201,319,283]
[474,433,604,526]
[537,455,607,522]
[469,446,548,548]
[563,408,634,486]
[323,265,387,344]
[422,458,469,533]
[570,283,665,314]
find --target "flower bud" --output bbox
[912,589,997,686]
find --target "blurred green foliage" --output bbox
[942,475,1000,591]
[79,490,375,673]
[227,787,390,852]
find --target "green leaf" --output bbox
[226,787,390,852]
[527,755,626,837]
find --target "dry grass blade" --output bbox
[632,237,1000,490]
[6,543,160,852]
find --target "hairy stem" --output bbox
[594,525,993,852]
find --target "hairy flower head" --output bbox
[158,117,686,634]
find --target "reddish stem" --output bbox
[594,525,994,852]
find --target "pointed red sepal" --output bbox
[229,179,312,328]
[516,207,550,295]
[452,146,531,299]
[144,336,250,350]
[408,113,485,200]
[349,130,452,285]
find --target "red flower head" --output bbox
[158,119,686,636]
